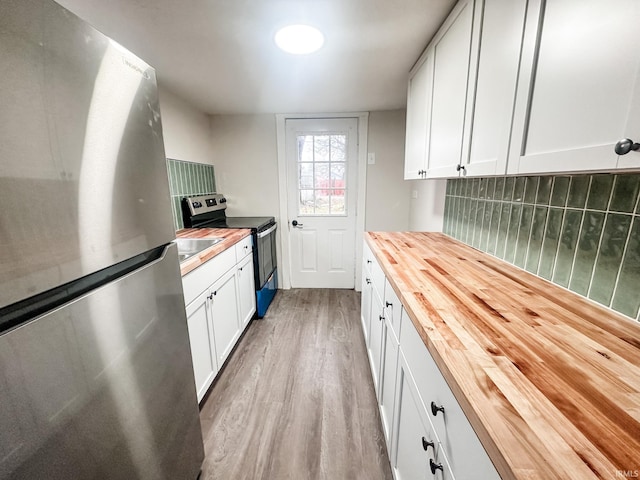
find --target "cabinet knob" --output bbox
[615,138,640,155]
[431,401,445,417]
[366,278,371,284]
[379,315,384,322]
[385,301,392,308]
[207,293,213,300]
[421,436,434,451]
[367,260,372,264]
[456,164,465,172]
[429,459,444,475]
[418,169,426,177]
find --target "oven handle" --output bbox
[257,223,277,239]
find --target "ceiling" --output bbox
[56,0,456,115]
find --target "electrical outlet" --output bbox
[411,190,418,199]
[367,153,376,165]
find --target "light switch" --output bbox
[367,153,376,165]
[411,190,418,199]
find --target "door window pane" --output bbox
[296,133,347,215]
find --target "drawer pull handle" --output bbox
[429,459,443,474]
[385,301,392,308]
[431,401,445,417]
[421,437,434,451]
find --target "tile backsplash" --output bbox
[166,158,216,230]
[443,174,640,321]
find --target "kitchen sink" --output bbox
[175,237,223,262]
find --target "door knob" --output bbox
[291,220,303,228]
[615,138,640,155]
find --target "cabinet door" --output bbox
[367,290,384,397]
[509,0,640,174]
[185,289,217,402]
[237,254,256,329]
[210,268,241,368]
[427,0,474,178]
[404,51,434,180]
[383,279,402,339]
[361,266,373,345]
[393,354,454,480]
[379,316,399,447]
[462,0,527,177]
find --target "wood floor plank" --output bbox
[199,289,393,480]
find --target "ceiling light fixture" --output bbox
[274,25,324,55]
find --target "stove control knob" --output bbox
[219,197,227,204]
[192,201,202,209]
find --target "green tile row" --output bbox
[443,174,640,321]
[167,158,216,196]
[166,158,216,230]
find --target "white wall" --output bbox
[209,111,411,229]
[159,86,213,164]
[407,179,446,231]
[365,110,411,231]
[209,114,280,216]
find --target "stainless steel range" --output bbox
[182,194,277,318]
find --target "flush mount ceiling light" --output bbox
[274,25,324,55]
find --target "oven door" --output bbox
[256,222,277,288]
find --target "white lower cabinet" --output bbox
[393,353,454,480]
[236,253,256,329]
[210,267,241,368]
[367,289,384,396]
[185,289,218,402]
[361,240,499,480]
[182,237,255,403]
[400,315,500,480]
[379,315,398,446]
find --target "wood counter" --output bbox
[176,228,251,276]
[366,232,640,480]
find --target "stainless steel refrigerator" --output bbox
[0,0,205,478]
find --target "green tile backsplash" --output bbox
[443,174,640,322]
[166,158,216,230]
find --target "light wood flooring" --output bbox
[199,289,393,480]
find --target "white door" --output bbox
[285,118,358,288]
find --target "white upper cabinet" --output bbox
[461,0,528,177]
[508,0,640,174]
[404,0,640,179]
[404,51,433,180]
[427,0,474,179]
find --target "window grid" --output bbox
[297,134,347,216]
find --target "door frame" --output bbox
[276,112,369,291]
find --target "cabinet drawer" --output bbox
[234,235,253,263]
[384,279,402,340]
[182,247,236,306]
[401,314,499,480]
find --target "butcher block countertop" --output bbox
[366,232,640,480]
[175,228,251,276]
